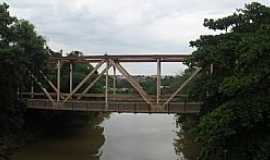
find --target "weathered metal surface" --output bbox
[163,67,202,107]
[77,65,111,100]
[25,54,201,114]
[48,54,191,63]
[156,58,161,104]
[110,60,154,107]
[26,99,201,114]
[63,60,104,102]
[57,60,61,102]
[21,92,187,99]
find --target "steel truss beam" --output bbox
[156,59,161,104]
[48,54,190,63]
[27,54,201,111]
[77,63,112,100]
[63,60,105,103]
[39,70,65,100]
[110,60,154,108]
[69,63,73,94]
[28,71,56,105]
[162,67,201,107]
[57,60,61,102]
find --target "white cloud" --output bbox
[4,0,270,74]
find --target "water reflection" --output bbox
[174,114,201,160]
[13,125,105,160]
[13,113,200,160]
[100,113,177,160]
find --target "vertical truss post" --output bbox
[105,60,109,108]
[69,63,73,94]
[31,80,34,98]
[113,65,116,96]
[63,60,104,103]
[39,70,65,99]
[210,64,213,74]
[57,60,61,102]
[156,58,161,104]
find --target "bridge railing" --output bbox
[26,98,201,113]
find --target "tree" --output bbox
[186,2,270,160]
[0,3,48,158]
[0,3,108,159]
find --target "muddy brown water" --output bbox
[12,113,198,160]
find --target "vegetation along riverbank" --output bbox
[0,2,270,160]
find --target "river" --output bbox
[12,113,199,160]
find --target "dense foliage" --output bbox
[0,3,104,159]
[0,3,49,158]
[186,2,270,160]
[0,2,48,136]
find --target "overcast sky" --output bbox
[4,0,270,75]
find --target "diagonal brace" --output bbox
[110,60,154,108]
[63,60,105,103]
[39,70,65,99]
[29,71,56,105]
[162,67,201,107]
[77,63,112,100]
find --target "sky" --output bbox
[3,0,270,75]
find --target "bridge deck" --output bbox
[26,99,201,114]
